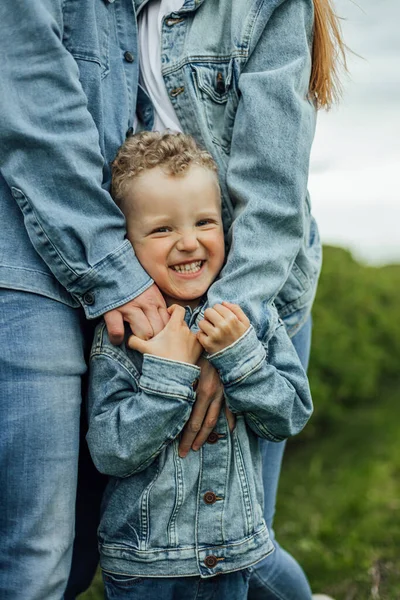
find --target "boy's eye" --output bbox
[196,219,214,227]
[151,226,171,234]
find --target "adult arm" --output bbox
[87,345,200,477]
[208,0,316,337]
[0,1,154,321]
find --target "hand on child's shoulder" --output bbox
[197,301,250,355]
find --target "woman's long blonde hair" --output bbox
[311,0,347,109]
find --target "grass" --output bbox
[79,387,400,600]
[275,387,400,599]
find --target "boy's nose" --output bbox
[176,231,200,252]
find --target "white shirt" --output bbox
[137,0,184,132]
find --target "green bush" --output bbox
[307,246,400,433]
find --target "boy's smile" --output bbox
[124,165,225,308]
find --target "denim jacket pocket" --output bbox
[191,61,237,153]
[62,0,111,78]
[103,572,144,588]
[274,219,321,339]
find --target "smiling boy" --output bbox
[87,132,313,600]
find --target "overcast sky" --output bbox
[308,0,400,265]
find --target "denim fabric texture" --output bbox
[249,317,313,599]
[0,0,321,335]
[102,568,251,600]
[0,290,88,600]
[87,302,313,578]
[0,0,152,318]
[0,0,321,596]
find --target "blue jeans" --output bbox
[248,317,313,600]
[102,569,251,600]
[0,290,89,600]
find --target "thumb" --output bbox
[167,304,186,324]
[127,334,151,354]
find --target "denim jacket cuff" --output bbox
[208,326,266,387]
[139,355,201,402]
[69,241,153,318]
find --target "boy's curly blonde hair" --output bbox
[111,131,217,205]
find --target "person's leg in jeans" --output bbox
[248,317,313,600]
[103,569,251,600]
[0,290,87,600]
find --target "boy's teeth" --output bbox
[172,261,202,273]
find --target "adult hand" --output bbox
[178,357,235,458]
[104,284,169,345]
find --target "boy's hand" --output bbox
[197,301,250,355]
[128,304,202,365]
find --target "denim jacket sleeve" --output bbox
[0,1,152,317]
[207,320,313,441]
[87,339,200,477]
[207,0,317,338]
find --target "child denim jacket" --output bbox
[1,0,321,340]
[87,303,313,578]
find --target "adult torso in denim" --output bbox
[135,0,322,337]
[0,0,151,318]
[0,0,321,335]
[87,304,313,577]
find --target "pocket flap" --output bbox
[192,62,232,104]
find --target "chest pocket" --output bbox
[62,0,111,78]
[192,61,238,154]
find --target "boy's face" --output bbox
[123,165,225,308]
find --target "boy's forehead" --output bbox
[125,165,221,217]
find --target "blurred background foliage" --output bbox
[80,246,400,600]
[307,245,400,432]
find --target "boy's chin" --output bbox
[164,292,205,309]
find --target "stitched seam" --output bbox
[207,326,253,360]
[90,350,140,384]
[222,356,265,388]
[138,385,194,402]
[162,52,248,76]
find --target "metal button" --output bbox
[206,432,219,444]
[216,72,225,94]
[165,17,185,26]
[124,51,134,63]
[83,292,95,306]
[126,127,134,137]
[170,87,185,98]
[203,491,217,505]
[204,555,218,568]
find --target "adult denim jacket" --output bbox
[0,0,321,337]
[87,303,313,577]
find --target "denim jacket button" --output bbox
[204,555,218,568]
[170,87,185,98]
[203,491,217,504]
[192,378,199,390]
[83,292,95,306]
[165,17,185,26]
[206,432,219,444]
[124,51,134,63]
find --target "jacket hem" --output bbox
[99,526,273,579]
